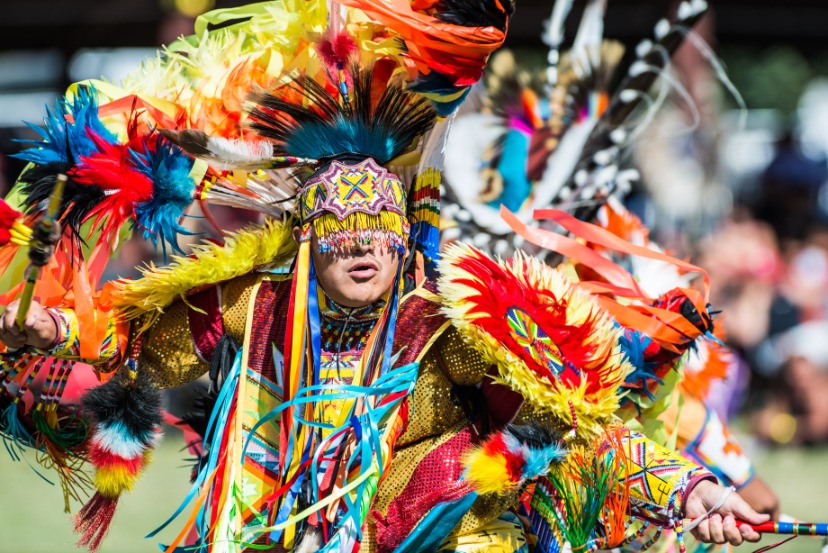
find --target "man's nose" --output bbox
[354,240,373,254]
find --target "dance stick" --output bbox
[15,174,66,329]
[736,521,828,536]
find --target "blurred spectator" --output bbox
[750,131,828,242]
[699,210,828,446]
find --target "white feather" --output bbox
[295,526,323,553]
[543,0,575,49]
[205,136,274,169]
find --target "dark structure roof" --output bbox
[2,0,828,53]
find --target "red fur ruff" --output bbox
[87,442,144,474]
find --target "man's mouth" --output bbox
[348,260,379,279]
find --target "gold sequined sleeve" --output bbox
[431,326,492,386]
[132,272,260,389]
[131,300,207,389]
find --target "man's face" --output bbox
[295,227,402,308]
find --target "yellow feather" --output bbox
[109,218,297,328]
[463,449,514,494]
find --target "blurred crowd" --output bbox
[699,130,828,447]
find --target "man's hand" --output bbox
[685,480,770,546]
[0,299,58,350]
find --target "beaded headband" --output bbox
[299,158,409,254]
[299,158,406,224]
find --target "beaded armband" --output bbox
[45,306,77,357]
[621,431,715,524]
[44,307,121,370]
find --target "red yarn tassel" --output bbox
[73,492,119,552]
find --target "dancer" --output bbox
[0,1,766,552]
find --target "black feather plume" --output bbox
[433,0,515,32]
[81,368,162,445]
[248,65,437,166]
[505,421,565,449]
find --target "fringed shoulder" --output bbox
[109,218,297,322]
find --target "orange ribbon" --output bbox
[502,207,710,348]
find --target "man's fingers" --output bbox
[0,329,27,348]
[739,524,762,543]
[723,516,743,546]
[692,520,711,543]
[730,492,772,525]
[1,309,22,337]
[709,514,726,544]
[25,310,39,332]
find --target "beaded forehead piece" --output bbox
[298,157,409,253]
[299,158,406,224]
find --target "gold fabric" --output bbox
[132,271,268,389]
[398,343,467,447]
[221,272,262,346]
[434,326,492,386]
[128,272,522,550]
[134,300,206,388]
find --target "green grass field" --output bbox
[746,441,828,553]
[0,432,193,552]
[0,430,825,552]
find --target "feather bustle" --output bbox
[438,243,632,439]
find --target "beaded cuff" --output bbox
[45,306,77,357]
[44,307,121,370]
[621,431,715,525]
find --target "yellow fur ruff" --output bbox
[110,218,297,327]
[94,451,153,499]
[462,449,514,494]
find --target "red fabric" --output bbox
[187,286,225,362]
[374,427,475,552]
[480,367,524,427]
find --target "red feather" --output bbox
[445,246,623,396]
[0,200,22,246]
[70,131,153,241]
[316,32,358,90]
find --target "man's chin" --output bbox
[335,284,382,308]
